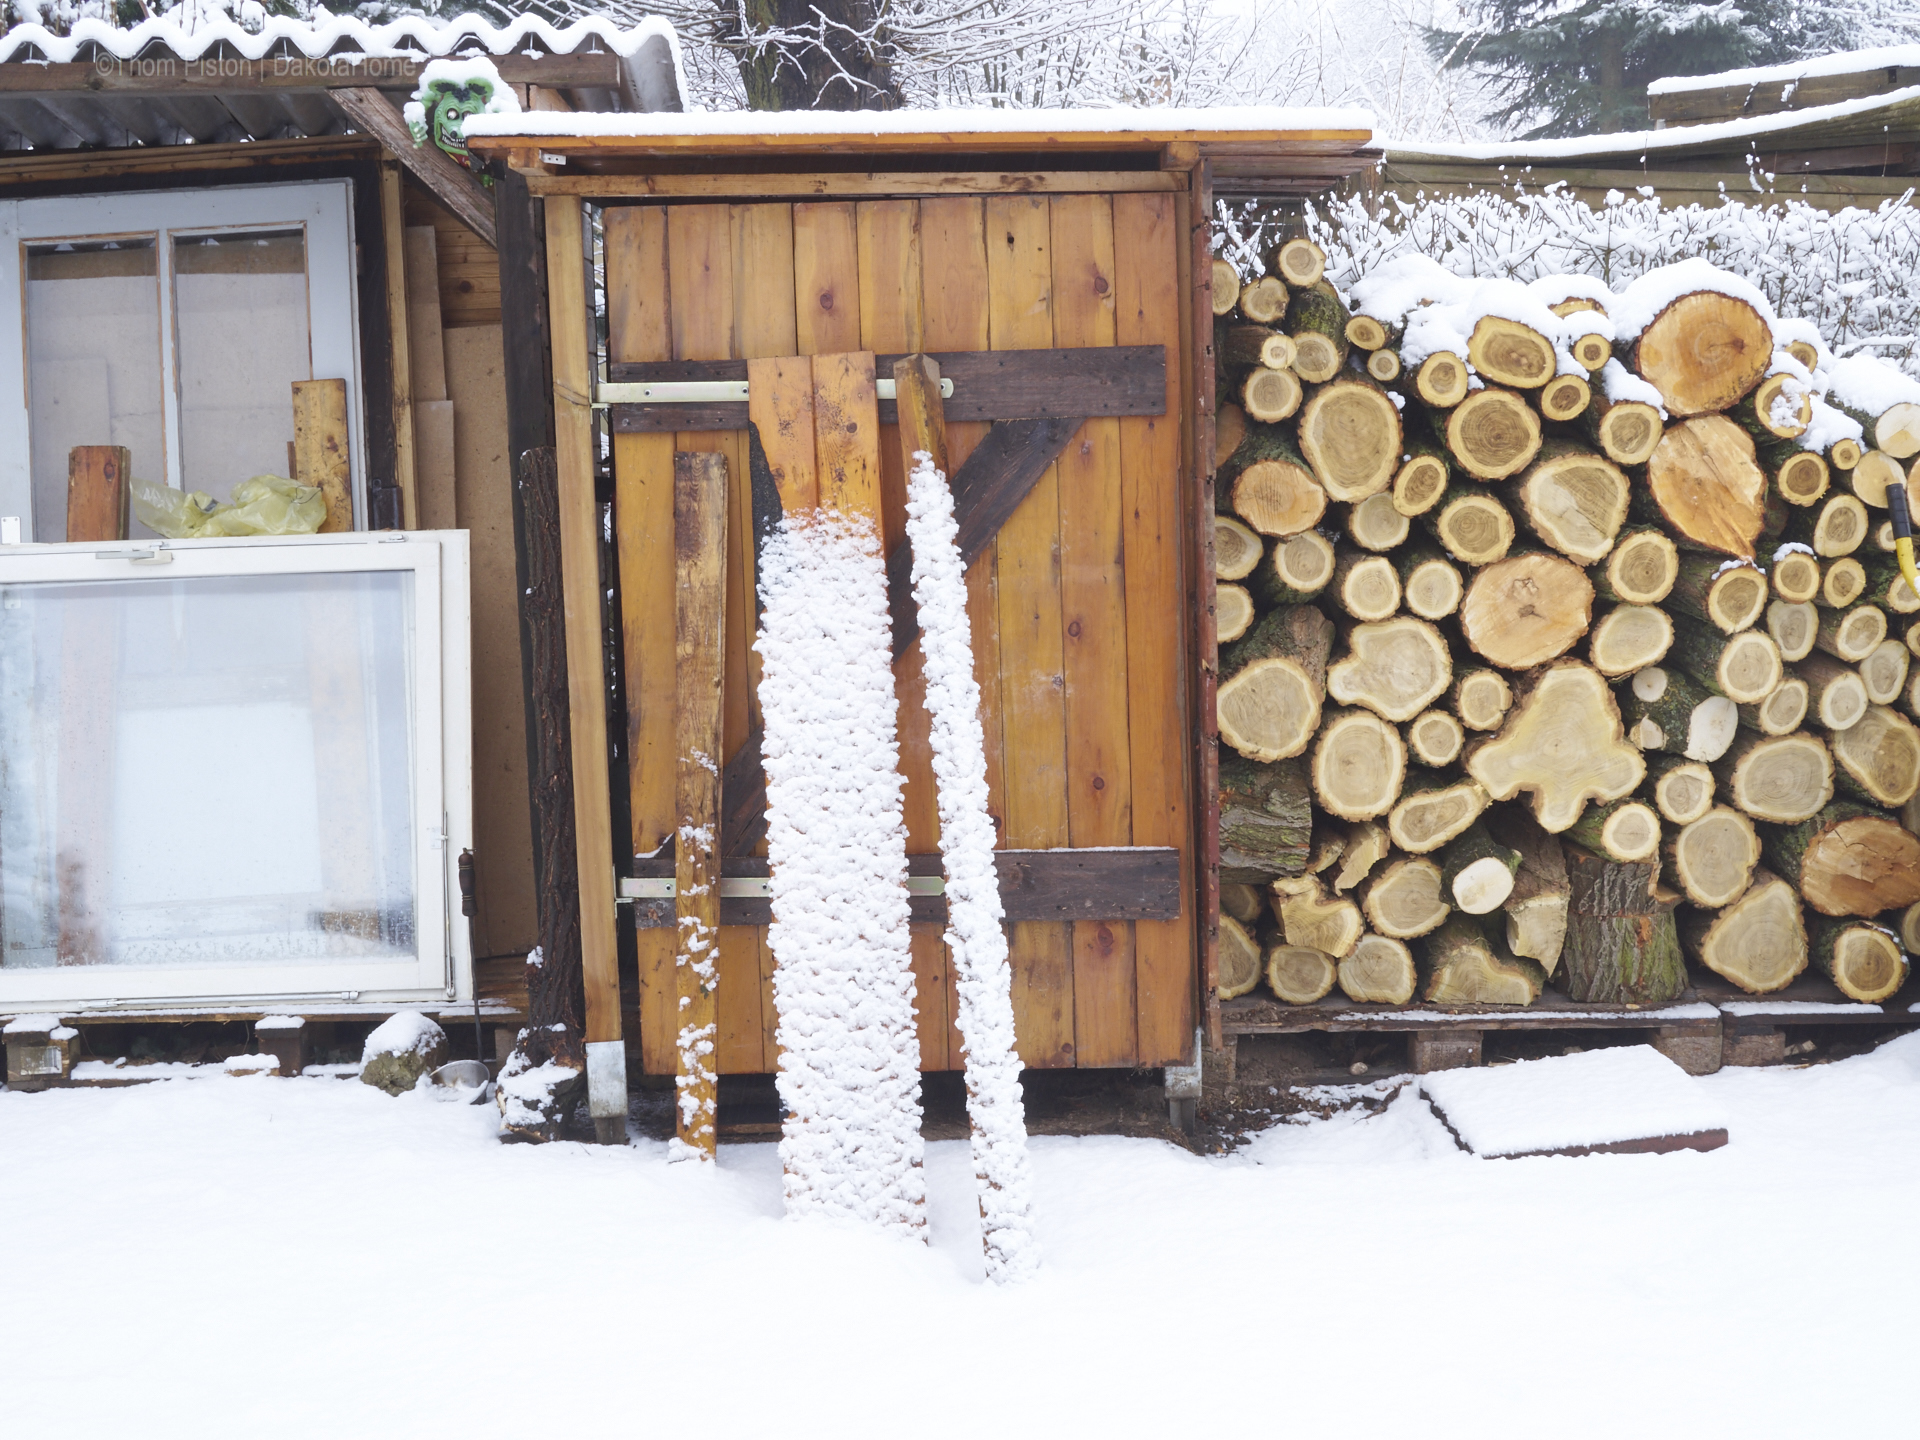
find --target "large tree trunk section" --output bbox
[1647,755,1717,824]
[1770,548,1822,604]
[1819,557,1868,609]
[1219,753,1312,880]
[1240,366,1304,424]
[1338,934,1418,1004]
[1768,599,1818,661]
[1680,870,1809,994]
[1459,552,1596,670]
[1297,378,1403,502]
[1669,624,1783,704]
[1539,372,1593,422]
[1594,525,1680,604]
[1589,604,1674,678]
[1741,673,1811,735]
[1388,773,1491,854]
[1807,917,1909,1002]
[1785,493,1868,556]
[1586,393,1664,465]
[1349,492,1411,552]
[1265,942,1339,1004]
[1210,256,1242,317]
[1643,416,1768,557]
[1286,280,1352,383]
[1440,820,1522,914]
[1251,530,1338,606]
[1424,486,1516,567]
[1563,797,1662,862]
[1221,424,1324,535]
[1408,709,1466,767]
[1765,801,1920,916]
[1332,820,1393,893]
[1215,515,1262,581]
[1217,583,1255,645]
[1312,707,1408,820]
[1716,731,1834,822]
[1468,315,1556,389]
[1398,544,1464,619]
[1415,351,1471,407]
[1239,275,1290,326]
[1272,875,1366,957]
[1560,846,1686,1004]
[1620,665,1739,761]
[1663,804,1760,907]
[1829,703,1920,806]
[1860,640,1910,706]
[1796,650,1869,731]
[1508,443,1631,561]
[1421,916,1547,1005]
[1360,856,1451,938]
[1217,914,1263,999]
[1816,604,1888,663]
[1445,387,1543,480]
[1327,616,1454,721]
[1466,661,1645,832]
[1632,290,1773,416]
[1669,556,1769,633]
[1485,807,1570,969]
[1452,668,1514,731]
[1330,550,1402,620]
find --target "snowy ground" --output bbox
[7,1037,1920,1437]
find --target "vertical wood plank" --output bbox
[1050,194,1137,1068]
[1115,190,1195,1066]
[543,195,621,1049]
[1186,168,1222,1052]
[674,450,728,1156]
[811,351,882,517]
[64,446,129,543]
[292,379,353,534]
[794,202,862,355]
[749,356,819,512]
[984,195,1074,1068]
[607,205,680,1075]
[380,158,417,530]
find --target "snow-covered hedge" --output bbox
[1218,184,1920,378]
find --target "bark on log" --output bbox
[1326,615,1454,721]
[1764,801,1920,916]
[1220,423,1324,536]
[1668,555,1769,633]
[1348,491,1412,552]
[1807,917,1908,1002]
[1297,376,1402,502]
[1466,661,1645,832]
[1768,599,1818,661]
[1784,493,1869,557]
[1646,754,1717,824]
[1506,442,1631,562]
[1669,623,1783,704]
[1218,605,1333,763]
[1219,753,1313,881]
[1715,730,1834,823]
[1408,709,1466,767]
[1620,664,1740,760]
[1338,934,1418,1004]
[1330,549,1402,620]
[1360,856,1451,939]
[1387,772,1491,854]
[1312,707,1408,821]
[1829,703,1920,807]
[1663,804,1760,907]
[1287,280,1352,383]
[1217,914,1263,999]
[1680,869,1808,994]
[1271,875,1366,957]
[1397,542,1463,619]
[1632,289,1773,416]
[1460,551,1596,670]
[1560,846,1686,1004]
[1250,530,1338,606]
[1740,673,1811,736]
[1440,820,1522,914]
[1265,942,1339,1005]
[1815,604,1888,663]
[1588,604,1674,678]
[1215,515,1262,581]
[1423,485,1516,567]
[1593,525,1680,604]
[1585,392,1664,465]
[1446,387,1543,480]
[1563,797,1662,862]
[1468,315,1557,389]
[1217,583,1255,645]
[1421,915,1547,1005]
[1219,322,1295,370]
[1484,806,1570,969]
[1414,351,1471,407]
[1452,667,1514,731]
[1770,547,1822,603]
[1642,416,1768,557]
[1796,650,1870,731]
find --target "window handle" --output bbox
[93,546,172,564]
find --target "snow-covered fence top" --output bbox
[1647,44,1920,99]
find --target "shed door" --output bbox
[607,194,1193,1073]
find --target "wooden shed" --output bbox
[459,108,1378,1112]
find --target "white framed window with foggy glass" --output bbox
[0,180,363,542]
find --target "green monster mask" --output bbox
[406,76,498,176]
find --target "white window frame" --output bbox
[0,179,364,537]
[0,531,471,1015]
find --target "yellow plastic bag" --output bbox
[132,475,327,539]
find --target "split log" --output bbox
[1217,914,1263,999]
[1250,531,1338,606]
[1327,615,1453,721]
[1860,639,1910,706]
[1271,235,1326,289]
[1312,708,1408,821]
[1338,934,1417,1004]
[1585,392,1664,465]
[1367,349,1403,383]
[1217,583,1255,645]
[1452,668,1513,731]
[1423,485,1515,567]
[1643,416,1768,557]
[1345,314,1393,350]
[1507,443,1630,562]
[1594,525,1679,604]
[1765,801,1920,916]
[1332,821,1393,893]
[1818,557,1867,609]
[1330,549,1403,621]
[1348,492,1411,552]
[1209,256,1241,317]
[1645,755,1716,824]
[1560,846,1686,1005]
[1680,870,1808,994]
[1214,402,1249,469]
[1829,703,1920,807]
[1387,771,1489,854]
[1221,424,1324,535]
[1815,604,1888,663]
[1769,547,1822,603]
[1807,917,1909,1002]
[1620,665,1739,760]
[1669,624,1783,704]
[1668,555,1769,634]
[1468,315,1556,389]
[1767,599,1818,662]
[1459,552,1595,670]
[1588,604,1674,679]
[1286,281,1351,383]
[1539,372,1593,422]
[1446,387,1543,480]
[1414,351,1471,407]
[1392,439,1451,516]
[1219,605,1333,763]
[1761,441,1830,506]
[1397,542,1463,620]
[1219,882,1267,924]
[1715,731,1834,823]
[1219,753,1312,880]
[1240,366,1304,424]
[1408,709,1466,768]
[1730,372,1810,440]
[1421,915,1546,1006]
[1563,797,1662,862]
[1740,673,1811,736]
[1238,276,1290,326]
[1440,821,1522,914]
[1662,804,1760,907]
[1850,449,1906,509]
[1297,377,1402,502]
[1265,943,1338,1005]
[1271,876,1365,958]
[1484,807,1570,969]
[1307,830,1345,875]
[1221,324,1294,370]
[1784,493,1868,557]
[1632,289,1773,416]
[1215,515,1262,581]
[1796,650,1869,731]
[1360,856,1451,939]
[1467,661,1645,831]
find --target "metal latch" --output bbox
[94,546,172,564]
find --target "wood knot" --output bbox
[817,289,835,311]
[1092,774,1105,791]
[1093,273,1110,295]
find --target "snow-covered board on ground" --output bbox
[1420,1045,1730,1158]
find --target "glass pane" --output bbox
[25,238,165,543]
[172,229,311,504]
[0,569,416,970]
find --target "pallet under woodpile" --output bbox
[1206,236,1920,1053]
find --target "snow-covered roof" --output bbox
[1648,44,1920,98]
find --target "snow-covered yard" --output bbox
[7,1037,1920,1437]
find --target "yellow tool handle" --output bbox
[1888,481,1920,599]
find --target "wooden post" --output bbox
[543,194,624,1144]
[1188,158,1222,1054]
[379,158,418,530]
[65,445,129,543]
[674,452,728,1159]
[291,380,353,533]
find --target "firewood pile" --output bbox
[1209,241,1920,1012]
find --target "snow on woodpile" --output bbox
[755,510,926,1237]
[905,452,1038,1283]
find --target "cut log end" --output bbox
[1600,527,1680,605]
[1299,380,1402,502]
[1217,914,1263,999]
[1461,552,1595,670]
[1569,332,1612,372]
[1415,351,1470,407]
[1814,921,1907,1003]
[1409,709,1466,767]
[1720,732,1835,823]
[1769,600,1818,662]
[1232,455,1325,537]
[1744,674,1810,735]
[1467,661,1644,832]
[1665,805,1760,907]
[1682,872,1808,994]
[1578,800,1662,862]
[1349,491,1412,552]
[1361,857,1450,939]
[1214,515,1262,581]
[1649,759,1716,824]
[1337,934,1417,1005]
[1818,604,1888,663]
[1771,550,1822,603]
[1334,552,1403,621]
[1388,777,1489,855]
[1273,237,1326,290]
[1241,366,1304,425]
[1216,583,1255,645]
[1422,917,1545,1006]
[1219,657,1324,763]
[1453,668,1514,731]
[1238,275,1289,326]
[1265,530,1337,600]
[1447,388,1543,480]
[1539,373,1592,421]
[1830,704,1920,807]
[1515,446,1630,562]
[1820,558,1866,609]
[1646,416,1767,558]
[1210,257,1242,317]
[1807,494,1869,557]
[1593,401,1663,466]
[1367,349,1403,383]
[1851,449,1906,509]
[1272,876,1366,958]
[1776,450,1830,506]
[1327,615,1453,721]
[1264,944,1338,1005]
[1393,453,1449,517]
[1469,315,1557,389]
[1589,604,1674,678]
[1312,708,1408,820]
[1861,640,1910,706]
[1431,490,1515,567]
[1635,290,1774,416]
[1345,314,1389,350]
[1403,554,1464,619]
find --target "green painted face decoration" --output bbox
[406,76,497,171]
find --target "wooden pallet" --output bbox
[1220,990,1720,1035]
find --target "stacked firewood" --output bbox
[1209,241,1920,1011]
